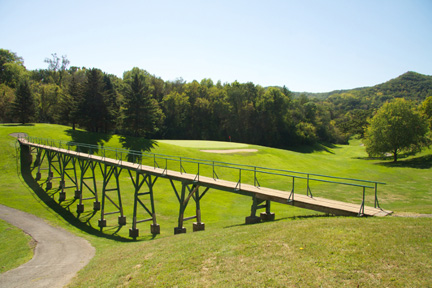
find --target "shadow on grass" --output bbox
[287,142,339,154]
[223,213,335,229]
[65,129,113,154]
[19,144,144,242]
[375,154,432,169]
[1,123,35,127]
[119,135,158,162]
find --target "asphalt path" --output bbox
[0,204,95,288]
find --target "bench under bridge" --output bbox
[18,137,392,238]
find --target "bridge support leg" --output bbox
[171,181,208,234]
[58,154,79,204]
[28,146,47,185]
[246,197,275,224]
[193,186,205,232]
[45,150,64,200]
[260,200,275,221]
[245,195,261,224]
[47,152,55,191]
[174,182,188,235]
[98,165,126,229]
[128,172,160,238]
[33,148,44,181]
[76,159,99,213]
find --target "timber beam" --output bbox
[76,158,100,213]
[98,164,126,229]
[128,171,160,238]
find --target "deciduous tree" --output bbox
[421,96,432,130]
[364,99,429,162]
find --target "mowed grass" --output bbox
[72,217,432,287]
[158,140,249,149]
[0,219,34,273]
[0,124,431,287]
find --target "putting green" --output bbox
[157,140,249,149]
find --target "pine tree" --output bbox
[103,75,119,133]
[78,68,109,132]
[122,73,159,137]
[12,80,35,124]
[68,75,82,130]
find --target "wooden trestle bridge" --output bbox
[18,137,392,238]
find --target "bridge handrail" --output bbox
[20,136,385,211]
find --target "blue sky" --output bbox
[1,0,431,92]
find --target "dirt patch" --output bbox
[392,212,432,218]
[200,149,258,154]
[9,132,28,138]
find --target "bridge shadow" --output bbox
[119,135,158,162]
[65,129,112,154]
[223,213,336,229]
[19,146,138,242]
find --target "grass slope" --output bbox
[0,124,431,287]
[0,219,34,273]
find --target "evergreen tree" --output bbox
[78,68,109,132]
[12,80,35,124]
[68,75,82,130]
[122,72,158,137]
[103,74,119,133]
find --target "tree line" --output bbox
[1,49,432,156]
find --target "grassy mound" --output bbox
[1,124,431,286]
[0,219,34,273]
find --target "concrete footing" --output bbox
[174,227,186,234]
[46,182,52,190]
[151,224,160,235]
[245,215,261,224]
[59,192,66,202]
[93,201,101,211]
[74,190,81,200]
[98,219,106,228]
[260,212,275,221]
[77,204,84,213]
[193,222,205,232]
[118,216,127,226]
[59,181,65,189]
[129,228,139,238]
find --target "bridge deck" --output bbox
[19,139,392,217]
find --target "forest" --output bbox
[1,48,432,149]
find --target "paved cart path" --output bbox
[0,204,95,288]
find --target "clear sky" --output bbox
[1,0,431,92]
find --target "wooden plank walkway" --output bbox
[19,139,392,217]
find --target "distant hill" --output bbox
[359,71,432,102]
[293,71,432,102]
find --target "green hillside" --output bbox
[1,124,431,287]
[297,71,432,102]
